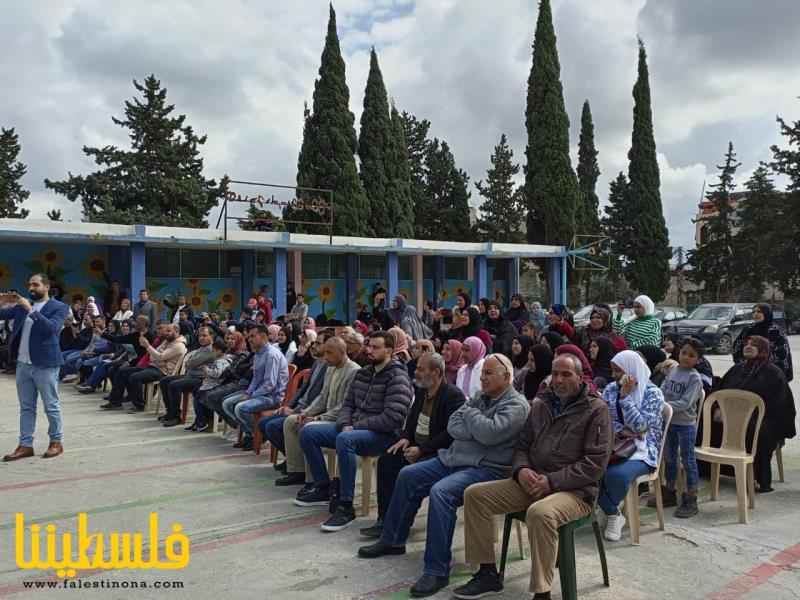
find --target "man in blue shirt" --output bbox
[1,273,70,461]
[222,324,289,451]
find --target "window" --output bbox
[444,257,466,280]
[256,251,274,277]
[145,248,180,278]
[221,251,242,277]
[399,256,413,280]
[303,253,347,279]
[181,249,220,278]
[359,255,386,279]
[423,256,436,279]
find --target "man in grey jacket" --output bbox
[132,289,158,334]
[357,353,530,599]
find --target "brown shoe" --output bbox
[2,446,35,462]
[41,442,64,459]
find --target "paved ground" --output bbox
[1,342,799,600]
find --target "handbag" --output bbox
[609,393,641,464]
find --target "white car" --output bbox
[572,303,635,328]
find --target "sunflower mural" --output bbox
[66,286,90,305]
[24,248,71,292]
[304,280,339,320]
[84,255,107,280]
[207,288,238,314]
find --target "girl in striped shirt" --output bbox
[613,295,662,349]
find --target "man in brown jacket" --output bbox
[454,354,612,600]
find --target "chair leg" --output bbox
[269,445,278,465]
[655,478,665,531]
[253,416,262,455]
[710,463,721,500]
[624,484,640,545]
[557,526,578,600]
[776,446,785,483]
[498,515,514,584]
[592,517,610,587]
[326,451,337,478]
[360,458,373,517]
[734,463,749,524]
[180,392,189,424]
[515,521,526,560]
[747,463,755,510]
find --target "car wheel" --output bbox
[715,334,733,354]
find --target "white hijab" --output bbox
[634,295,655,316]
[611,350,651,405]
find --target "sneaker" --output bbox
[453,565,503,599]
[196,423,210,433]
[320,505,356,532]
[675,493,698,518]
[604,513,626,542]
[222,429,239,441]
[233,436,251,449]
[62,374,79,383]
[359,520,384,539]
[410,574,450,598]
[184,422,197,431]
[162,418,181,427]
[77,385,95,394]
[275,461,288,474]
[294,484,330,507]
[157,415,167,422]
[647,486,678,508]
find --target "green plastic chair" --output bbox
[498,507,609,600]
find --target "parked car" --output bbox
[655,306,689,323]
[572,303,635,328]
[661,303,755,354]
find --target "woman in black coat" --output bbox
[732,303,793,382]
[589,335,616,391]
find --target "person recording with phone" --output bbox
[0,273,70,462]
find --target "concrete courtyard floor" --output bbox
[1,346,799,600]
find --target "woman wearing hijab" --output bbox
[732,304,793,382]
[539,331,565,353]
[517,344,553,401]
[589,336,616,391]
[504,294,530,332]
[450,306,493,352]
[662,333,682,361]
[455,292,471,312]
[277,325,297,363]
[636,345,677,387]
[292,329,317,371]
[387,326,413,364]
[407,339,435,383]
[510,335,534,374]
[717,335,795,493]
[484,300,518,358]
[613,294,662,349]
[574,304,627,355]
[599,350,665,542]
[442,339,465,385]
[387,295,432,341]
[455,336,486,400]
[529,301,547,330]
[546,304,575,339]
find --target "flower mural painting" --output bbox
[84,255,107,279]
[24,249,70,287]
[207,288,238,314]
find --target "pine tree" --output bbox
[386,105,415,238]
[523,0,580,246]
[769,107,800,292]
[0,127,30,218]
[45,76,225,227]
[602,172,633,275]
[239,204,285,232]
[47,209,62,221]
[474,133,525,243]
[290,4,368,236]
[400,111,433,238]
[732,165,778,294]
[357,48,392,236]
[624,39,671,300]
[576,100,601,236]
[687,142,740,301]
[424,139,473,241]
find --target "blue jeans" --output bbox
[221,391,248,430]
[16,363,62,447]
[234,397,273,435]
[380,457,503,577]
[665,424,699,491]
[598,459,652,515]
[259,414,287,453]
[85,361,111,388]
[299,423,394,503]
[60,350,83,377]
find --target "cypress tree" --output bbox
[400,111,433,238]
[290,3,368,236]
[624,39,671,300]
[576,100,601,236]
[769,108,800,292]
[425,139,473,241]
[358,48,392,236]
[524,0,580,246]
[386,105,415,238]
[687,142,740,301]
[602,172,633,276]
[474,133,525,243]
[45,76,225,227]
[0,128,30,219]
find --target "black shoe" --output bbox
[275,461,288,474]
[162,418,181,427]
[453,565,503,599]
[184,422,197,431]
[276,472,306,486]
[102,393,112,400]
[647,486,678,508]
[532,593,552,600]
[77,385,95,394]
[357,540,406,558]
[359,520,384,539]
[756,485,774,494]
[294,484,330,507]
[100,402,122,410]
[410,574,450,598]
[675,493,699,518]
[320,505,356,532]
[127,405,145,413]
[240,437,253,451]
[233,436,252,449]
[157,415,167,422]
[196,422,210,433]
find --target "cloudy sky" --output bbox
[3,0,800,251]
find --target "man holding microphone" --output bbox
[1,273,70,461]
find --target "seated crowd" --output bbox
[54,289,796,600]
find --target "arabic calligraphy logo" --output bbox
[15,512,190,578]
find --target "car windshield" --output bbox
[689,306,732,321]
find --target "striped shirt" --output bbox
[613,315,662,349]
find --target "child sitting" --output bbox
[85,296,100,318]
[657,337,704,517]
[188,338,231,433]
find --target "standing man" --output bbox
[133,289,157,334]
[1,274,70,461]
[164,293,193,324]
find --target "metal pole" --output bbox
[224,199,228,241]
[329,190,334,245]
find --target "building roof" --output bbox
[0,219,566,258]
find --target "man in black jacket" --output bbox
[295,331,413,533]
[360,352,464,539]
